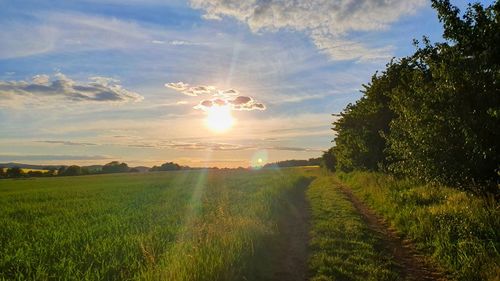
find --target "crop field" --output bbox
[1,168,498,281]
[0,168,316,281]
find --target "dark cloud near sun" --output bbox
[166,81,265,112]
[194,96,266,111]
[0,73,143,105]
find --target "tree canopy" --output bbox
[150,162,183,172]
[330,0,499,194]
[102,161,130,173]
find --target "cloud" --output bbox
[109,137,319,152]
[153,39,204,46]
[0,12,151,59]
[195,95,266,111]
[190,0,425,61]
[0,73,143,105]
[170,40,199,46]
[265,146,322,152]
[167,141,252,151]
[151,140,319,152]
[165,82,217,96]
[0,154,111,162]
[35,140,98,146]
[167,81,265,111]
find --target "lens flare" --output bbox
[251,150,268,169]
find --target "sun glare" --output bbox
[205,105,235,133]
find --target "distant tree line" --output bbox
[263,158,321,169]
[0,161,193,179]
[150,162,187,172]
[56,161,139,176]
[0,167,57,179]
[0,161,139,179]
[323,0,499,195]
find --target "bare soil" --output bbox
[338,186,448,281]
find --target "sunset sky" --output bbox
[0,0,486,167]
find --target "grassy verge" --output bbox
[0,168,310,280]
[337,171,500,281]
[307,174,399,281]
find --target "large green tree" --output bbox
[331,0,499,194]
[386,0,500,192]
[332,61,409,172]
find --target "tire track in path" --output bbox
[338,186,447,281]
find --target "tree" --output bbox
[332,61,408,172]
[6,167,23,178]
[150,162,182,172]
[0,168,5,178]
[57,166,67,176]
[385,1,500,193]
[60,165,83,176]
[321,148,337,172]
[102,161,130,173]
[330,0,499,194]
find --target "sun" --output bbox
[205,105,235,133]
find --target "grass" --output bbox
[3,167,496,280]
[306,173,399,281]
[0,168,311,281]
[337,171,500,281]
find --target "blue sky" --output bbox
[0,0,491,167]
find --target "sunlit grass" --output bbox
[0,169,310,280]
[337,172,500,281]
[307,174,399,281]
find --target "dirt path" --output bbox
[271,181,310,281]
[338,186,447,281]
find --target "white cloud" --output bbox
[170,40,197,46]
[0,73,143,106]
[165,82,217,96]
[166,81,265,111]
[190,0,425,60]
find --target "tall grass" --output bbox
[307,174,399,281]
[0,168,309,280]
[337,172,500,281]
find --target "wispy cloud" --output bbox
[35,140,98,146]
[165,82,216,96]
[190,0,425,61]
[0,73,143,106]
[0,11,211,59]
[152,39,203,46]
[128,140,321,152]
[0,154,112,162]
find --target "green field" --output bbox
[1,168,498,281]
[0,168,316,280]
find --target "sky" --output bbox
[0,0,490,168]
